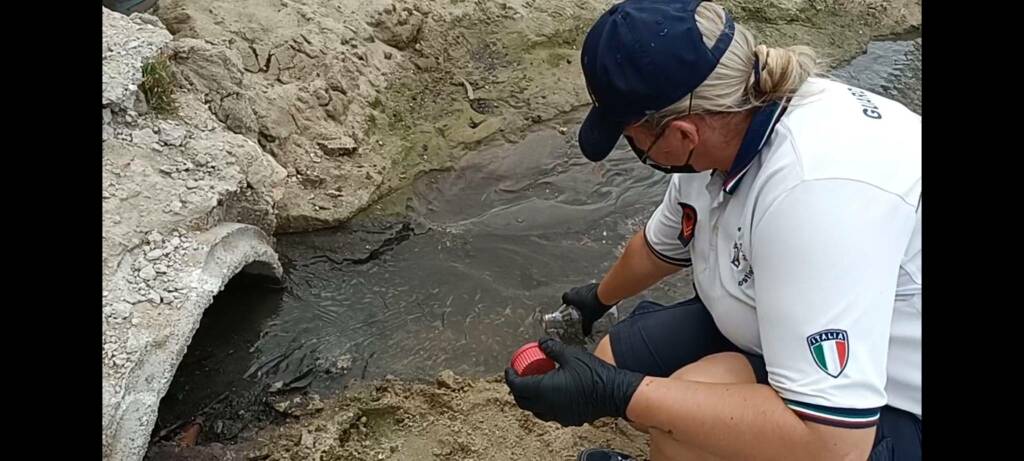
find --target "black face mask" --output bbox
[626,132,699,174]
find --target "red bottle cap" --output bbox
[510,341,556,376]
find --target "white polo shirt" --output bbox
[643,77,921,428]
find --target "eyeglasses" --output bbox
[625,93,694,174]
[625,127,673,172]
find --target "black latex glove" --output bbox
[562,282,617,337]
[504,337,645,427]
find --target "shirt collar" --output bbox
[722,97,792,194]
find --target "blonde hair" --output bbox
[642,2,820,128]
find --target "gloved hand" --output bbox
[562,282,617,337]
[504,337,645,427]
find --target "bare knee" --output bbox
[669,352,756,384]
[594,334,616,366]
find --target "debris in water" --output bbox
[176,419,202,447]
[271,394,325,417]
[324,354,354,374]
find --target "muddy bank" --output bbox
[148,372,650,460]
[155,0,920,233]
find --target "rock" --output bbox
[102,7,172,108]
[372,9,424,50]
[106,302,132,320]
[412,57,436,71]
[158,123,188,146]
[316,136,358,157]
[185,180,200,189]
[271,398,291,413]
[146,249,163,260]
[125,292,146,304]
[132,129,158,146]
[139,266,157,281]
[133,91,149,115]
[216,95,260,138]
[436,369,459,390]
[307,396,325,413]
[147,231,164,244]
[132,12,164,30]
[314,89,330,106]
[103,108,113,125]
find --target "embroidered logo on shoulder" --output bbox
[677,203,697,247]
[807,329,849,378]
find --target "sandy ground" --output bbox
[147,371,650,460]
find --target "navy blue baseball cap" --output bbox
[578,0,735,161]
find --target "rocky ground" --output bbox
[102,1,920,460]
[103,8,288,461]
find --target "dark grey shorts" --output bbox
[608,296,921,460]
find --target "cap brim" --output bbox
[578,105,626,162]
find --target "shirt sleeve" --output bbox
[751,179,916,428]
[643,175,692,267]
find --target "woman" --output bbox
[504,1,921,460]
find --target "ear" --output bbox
[667,118,700,151]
